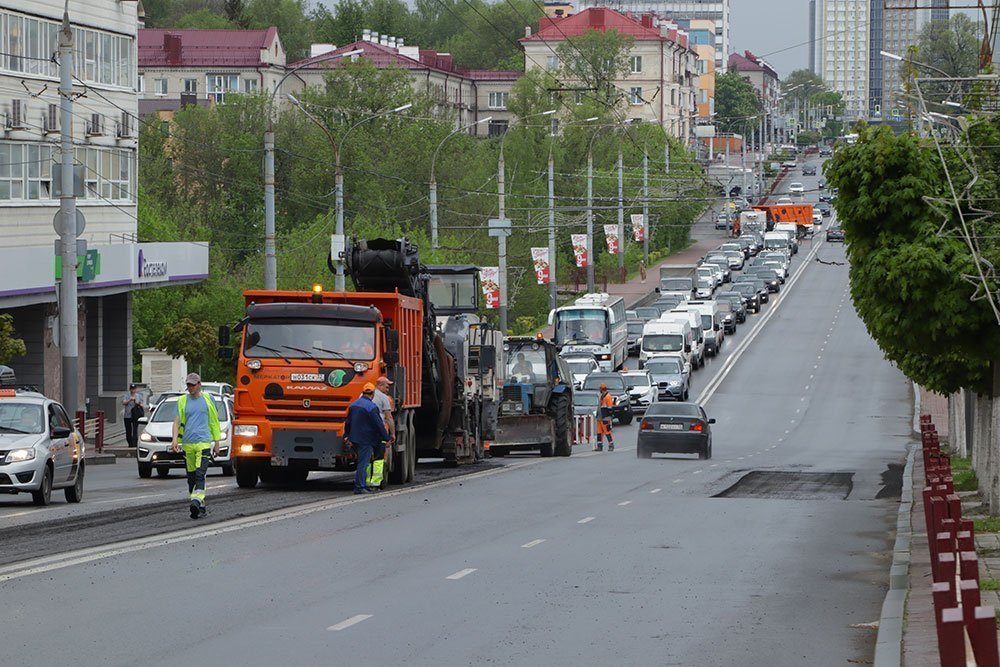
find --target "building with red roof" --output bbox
[519,8,698,139]
[728,50,781,132]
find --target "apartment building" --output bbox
[676,18,715,120]
[521,8,698,139]
[0,1,208,414]
[819,0,870,119]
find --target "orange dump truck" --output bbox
[752,204,815,234]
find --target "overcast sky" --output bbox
[730,1,811,79]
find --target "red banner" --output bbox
[531,247,550,285]
[480,267,499,309]
[631,214,645,241]
[571,234,588,268]
[604,224,619,254]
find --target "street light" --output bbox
[286,95,412,290]
[430,116,493,250]
[261,48,363,290]
[880,50,953,79]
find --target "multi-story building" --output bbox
[521,8,698,139]
[684,19,716,120]
[931,0,950,22]
[819,0,870,120]
[287,31,520,137]
[0,1,208,414]
[576,0,729,73]
[729,51,780,114]
[137,27,286,115]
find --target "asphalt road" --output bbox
[0,155,910,665]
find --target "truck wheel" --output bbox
[390,444,406,485]
[138,462,152,479]
[406,425,416,482]
[553,395,572,457]
[235,461,259,489]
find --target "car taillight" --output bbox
[689,422,704,432]
[641,421,652,430]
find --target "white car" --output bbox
[622,370,657,413]
[201,382,234,399]
[776,196,793,204]
[788,182,805,194]
[561,355,600,389]
[695,277,714,299]
[137,394,234,478]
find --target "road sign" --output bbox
[488,218,512,237]
[52,209,86,237]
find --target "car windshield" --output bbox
[624,374,650,387]
[244,319,376,361]
[0,402,45,434]
[643,334,683,352]
[647,402,702,417]
[554,309,608,345]
[151,396,229,423]
[507,348,547,384]
[582,374,625,391]
[627,322,645,334]
[700,314,713,330]
[564,359,595,376]
[635,307,659,320]
[660,278,692,291]
[646,358,682,374]
[574,392,600,407]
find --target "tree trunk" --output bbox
[991,363,1000,515]
[949,391,967,458]
[976,391,992,508]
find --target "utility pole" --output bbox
[498,148,507,332]
[58,8,78,416]
[617,147,624,277]
[547,148,556,311]
[642,149,648,264]
[586,149,594,293]
[724,140,731,234]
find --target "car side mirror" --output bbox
[218,347,234,363]
[708,418,716,424]
[218,324,230,347]
[383,350,400,365]
[654,287,660,293]
[137,417,149,425]
[51,426,72,439]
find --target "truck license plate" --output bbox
[290,373,324,382]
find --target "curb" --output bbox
[873,404,918,666]
[84,453,117,466]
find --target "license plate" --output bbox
[290,373,324,382]
[660,423,683,430]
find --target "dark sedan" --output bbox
[722,283,760,313]
[826,228,845,242]
[746,267,781,293]
[637,402,715,459]
[716,293,746,324]
[734,275,769,303]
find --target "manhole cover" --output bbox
[714,471,854,500]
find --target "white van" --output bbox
[640,319,693,372]
[772,222,800,253]
[763,231,792,254]
[661,310,704,369]
[678,300,724,357]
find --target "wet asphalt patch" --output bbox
[713,470,855,500]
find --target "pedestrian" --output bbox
[120,383,145,448]
[367,375,396,488]
[170,373,221,519]
[639,259,647,283]
[596,383,615,452]
[344,382,389,495]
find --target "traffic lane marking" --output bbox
[578,516,595,524]
[617,500,632,506]
[328,614,373,631]
[522,539,546,548]
[446,568,477,580]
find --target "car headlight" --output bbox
[600,354,611,361]
[5,448,35,463]
[139,431,154,443]
[220,429,229,439]
[233,424,258,437]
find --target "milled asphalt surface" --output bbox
[0,156,911,665]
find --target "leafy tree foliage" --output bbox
[0,314,27,366]
[176,9,235,29]
[780,69,826,107]
[157,318,219,371]
[917,14,981,79]
[714,72,761,135]
[556,29,634,110]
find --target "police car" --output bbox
[0,389,85,505]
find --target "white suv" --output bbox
[137,395,234,478]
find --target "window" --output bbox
[630,87,643,105]
[137,74,145,93]
[630,55,642,74]
[206,74,240,103]
[154,78,167,96]
[546,55,559,71]
[697,59,707,74]
[183,78,198,93]
[242,78,258,94]
[488,119,508,138]
[76,146,135,202]
[488,91,508,109]
[0,12,60,78]
[0,143,52,201]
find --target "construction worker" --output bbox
[367,375,395,488]
[344,383,389,495]
[596,383,615,452]
[171,373,221,519]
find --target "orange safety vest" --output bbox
[598,392,614,435]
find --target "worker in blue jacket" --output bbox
[344,383,389,495]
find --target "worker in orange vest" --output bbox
[596,383,615,452]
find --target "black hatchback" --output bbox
[637,402,715,459]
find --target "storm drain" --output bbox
[714,471,854,500]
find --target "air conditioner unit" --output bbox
[7,100,27,130]
[116,111,131,138]
[43,103,59,134]
[86,113,104,136]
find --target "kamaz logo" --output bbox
[303,399,311,408]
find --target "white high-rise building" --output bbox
[819,0,870,120]
[575,0,730,72]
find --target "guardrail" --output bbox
[75,410,105,453]
[920,414,1000,666]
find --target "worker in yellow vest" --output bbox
[171,373,221,519]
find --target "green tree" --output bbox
[554,28,634,111]
[243,0,313,61]
[917,13,981,80]
[444,0,542,71]
[781,69,827,107]
[176,8,236,29]
[157,318,219,371]
[715,71,761,135]
[0,314,26,365]
[810,90,845,139]
[311,1,368,48]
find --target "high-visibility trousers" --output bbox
[182,442,211,507]
[367,441,387,487]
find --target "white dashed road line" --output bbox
[650,488,662,494]
[578,516,595,523]
[446,568,477,580]
[328,615,373,631]
[618,500,632,506]
[522,539,546,549]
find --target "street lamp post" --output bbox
[263,48,362,289]
[287,95,412,290]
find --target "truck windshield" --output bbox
[765,238,788,249]
[660,278,691,291]
[244,320,376,361]
[428,273,477,312]
[554,309,608,345]
[507,348,546,384]
[643,334,683,352]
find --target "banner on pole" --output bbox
[571,234,588,268]
[530,247,550,285]
[604,224,619,254]
[480,267,500,309]
[630,214,645,242]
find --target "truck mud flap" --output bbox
[495,415,555,448]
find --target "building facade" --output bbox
[684,19,716,120]
[521,8,698,139]
[0,1,208,416]
[576,0,729,73]
[819,0,870,120]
